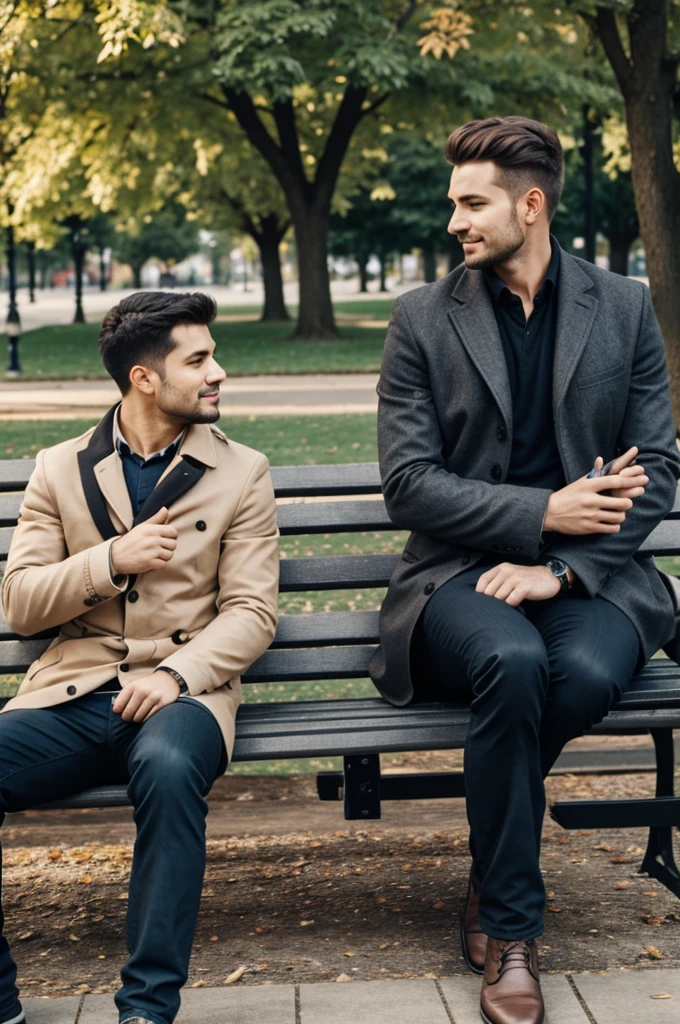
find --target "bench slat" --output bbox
[0,461,382,497]
[0,610,380,648]
[279,553,397,590]
[0,499,397,542]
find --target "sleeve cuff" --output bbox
[86,539,128,601]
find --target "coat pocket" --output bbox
[577,362,625,389]
[25,643,64,682]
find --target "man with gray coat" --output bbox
[369,116,680,1024]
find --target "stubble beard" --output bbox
[461,208,525,270]
[157,382,221,424]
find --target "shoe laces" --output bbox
[498,940,532,975]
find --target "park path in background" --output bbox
[5,277,415,333]
[0,373,380,419]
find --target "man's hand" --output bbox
[111,507,178,576]
[592,446,647,500]
[544,447,648,536]
[113,672,180,723]
[476,563,561,606]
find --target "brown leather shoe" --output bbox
[480,937,544,1024]
[459,872,487,974]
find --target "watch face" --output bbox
[547,559,566,575]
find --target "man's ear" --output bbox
[129,364,158,395]
[523,187,547,225]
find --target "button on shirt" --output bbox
[483,236,566,493]
[113,407,185,517]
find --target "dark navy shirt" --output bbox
[483,236,566,492]
[113,408,184,517]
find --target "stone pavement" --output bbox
[17,971,680,1023]
[0,375,380,420]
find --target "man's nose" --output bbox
[448,209,468,236]
[207,360,227,383]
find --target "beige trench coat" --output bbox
[1,406,280,761]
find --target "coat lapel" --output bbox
[553,254,599,412]
[77,406,122,541]
[78,408,218,538]
[132,421,217,526]
[447,269,513,433]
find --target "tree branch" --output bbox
[388,1,420,42]
[220,85,303,202]
[314,85,369,211]
[359,92,390,119]
[199,90,231,112]
[272,100,308,196]
[593,7,634,93]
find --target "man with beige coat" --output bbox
[1,291,279,1024]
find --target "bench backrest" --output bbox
[1,460,680,686]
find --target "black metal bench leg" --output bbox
[343,754,381,820]
[639,728,680,897]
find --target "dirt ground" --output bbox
[1,762,678,999]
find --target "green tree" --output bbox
[113,209,199,288]
[570,0,680,422]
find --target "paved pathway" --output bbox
[0,374,380,419]
[17,971,680,1023]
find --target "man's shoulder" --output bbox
[563,251,647,305]
[35,425,97,468]
[209,425,270,474]
[392,268,463,320]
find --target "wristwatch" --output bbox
[155,666,189,694]
[544,558,573,593]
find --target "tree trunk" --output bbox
[257,217,290,321]
[606,230,637,276]
[594,1,680,425]
[99,246,107,291]
[423,245,437,284]
[292,204,337,338]
[72,244,86,323]
[26,241,36,302]
[132,263,143,289]
[357,250,369,293]
[5,214,21,374]
[378,250,388,292]
[581,107,597,264]
[448,236,465,272]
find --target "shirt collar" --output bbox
[484,234,561,306]
[113,404,186,462]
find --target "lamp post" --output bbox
[5,216,21,376]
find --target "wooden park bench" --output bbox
[0,458,679,901]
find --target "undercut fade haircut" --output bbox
[445,116,564,220]
[99,291,217,393]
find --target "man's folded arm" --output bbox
[155,454,280,696]
[543,285,680,596]
[2,450,127,635]
[378,298,552,560]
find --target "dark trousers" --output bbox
[416,562,640,940]
[0,688,226,1024]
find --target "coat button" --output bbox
[491,464,502,480]
[424,582,435,595]
[67,685,76,696]
[128,590,139,603]
[497,425,507,441]
[171,629,185,645]
[195,520,207,531]
[462,556,470,565]
[120,663,129,672]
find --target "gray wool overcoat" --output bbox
[369,251,680,707]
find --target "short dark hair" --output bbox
[99,291,217,393]
[445,116,564,219]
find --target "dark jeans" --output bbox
[0,687,226,1024]
[417,562,640,941]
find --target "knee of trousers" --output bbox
[128,744,213,801]
[471,637,550,708]
[544,657,623,731]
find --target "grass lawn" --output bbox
[0,413,378,464]
[4,299,395,380]
[0,412,400,773]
